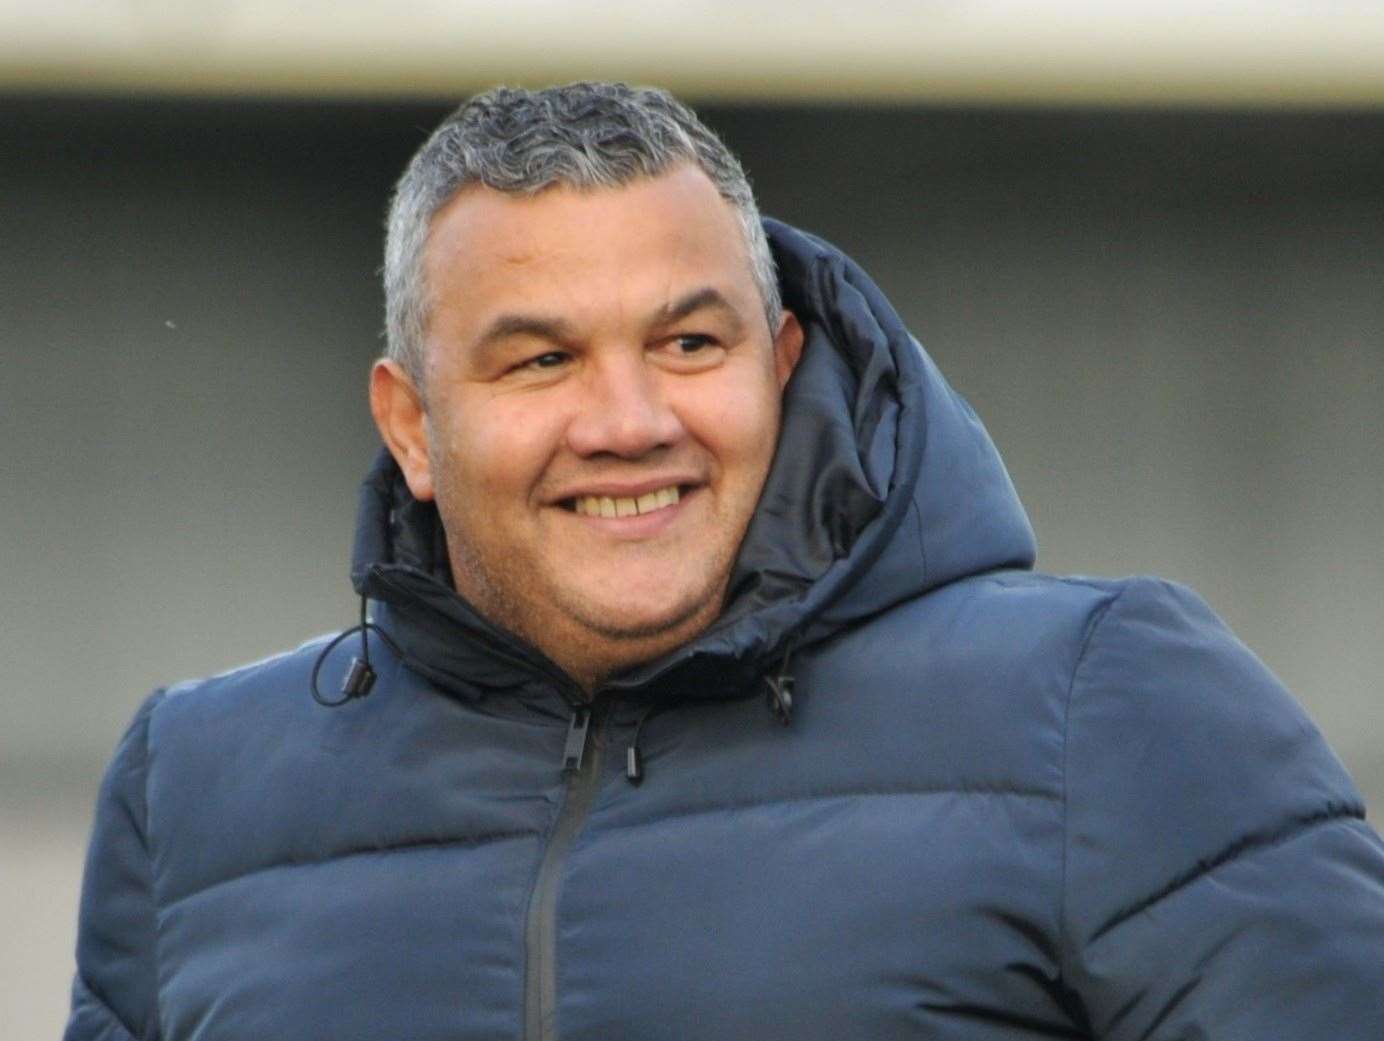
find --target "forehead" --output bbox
[422,164,759,335]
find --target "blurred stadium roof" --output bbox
[3,1,1384,106]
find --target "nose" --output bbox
[564,352,684,459]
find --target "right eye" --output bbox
[521,351,570,371]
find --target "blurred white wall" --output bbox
[4,2,1384,105]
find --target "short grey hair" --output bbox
[383,82,781,385]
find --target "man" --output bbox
[68,82,1384,1041]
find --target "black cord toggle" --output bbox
[309,595,402,708]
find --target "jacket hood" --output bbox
[350,219,1036,702]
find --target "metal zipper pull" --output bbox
[562,706,592,774]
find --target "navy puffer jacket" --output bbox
[68,221,1384,1041]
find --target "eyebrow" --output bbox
[651,286,745,329]
[474,313,578,352]
[471,285,747,359]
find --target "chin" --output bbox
[571,583,719,644]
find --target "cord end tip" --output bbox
[341,657,376,699]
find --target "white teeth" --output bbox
[573,485,682,518]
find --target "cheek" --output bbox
[431,399,562,502]
[689,372,783,470]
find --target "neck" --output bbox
[547,604,724,697]
[448,551,726,697]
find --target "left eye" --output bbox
[656,333,726,370]
[673,334,715,353]
[525,351,569,369]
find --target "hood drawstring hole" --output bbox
[310,595,403,708]
[764,643,797,726]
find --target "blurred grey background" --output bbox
[3,4,1383,1036]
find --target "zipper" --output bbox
[524,700,610,1041]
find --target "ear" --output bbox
[369,358,435,502]
[772,309,805,391]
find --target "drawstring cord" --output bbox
[625,702,665,785]
[764,642,796,725]
[310,595,403,708]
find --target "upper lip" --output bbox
[547,475,701,504]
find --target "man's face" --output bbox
[373,164,802,688]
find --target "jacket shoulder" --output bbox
[146,630,371,758]
[1063,574,1365,893]
[797,570,1128,799]
[808,568,1129,717]
[156,632,340,715]
[802,571,1363,815]
[1056,575,1384,1036]
[138,632,409,902]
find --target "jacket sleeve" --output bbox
[65,692,166,1041]
[1061,578,1384,1040]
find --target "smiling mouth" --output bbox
[564,485,683,518]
